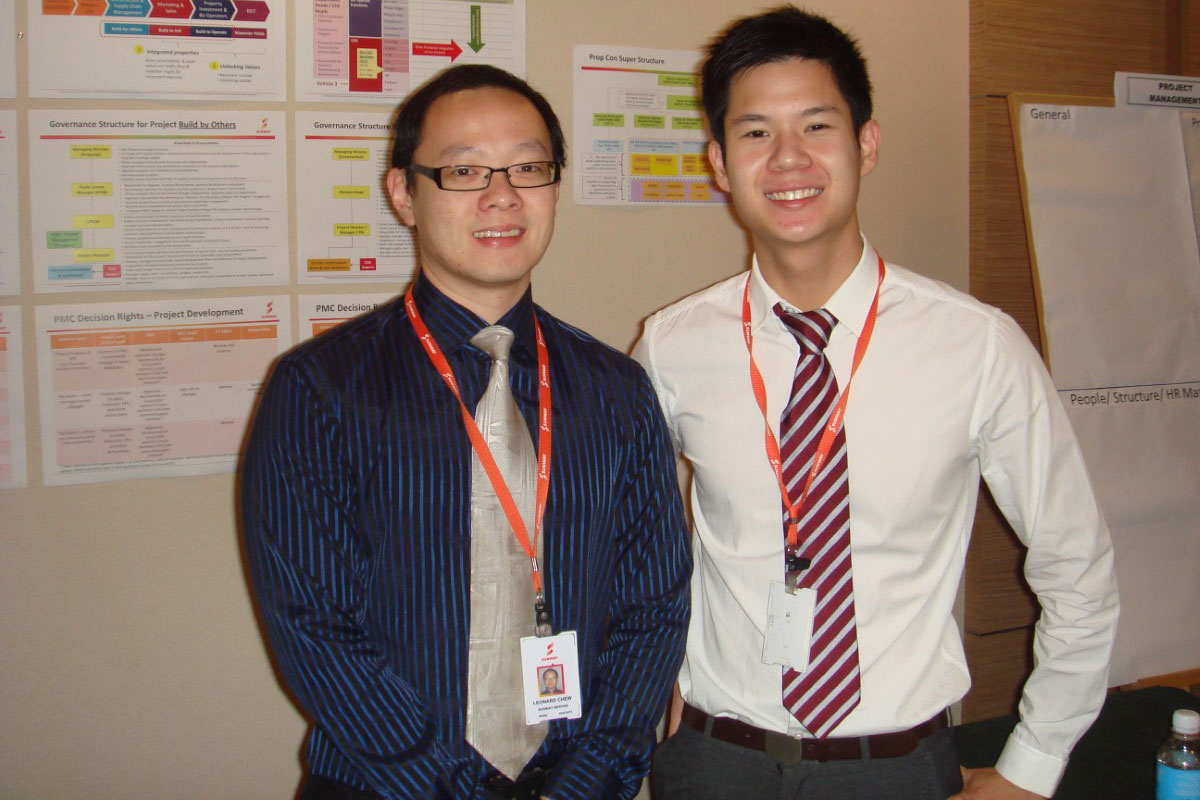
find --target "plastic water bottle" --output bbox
[1157,708,1200,800]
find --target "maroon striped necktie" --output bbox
[774,304,861,738]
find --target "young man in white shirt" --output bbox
[633,6,1119,799]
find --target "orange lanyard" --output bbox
[741,254,885,554]
[404,287,552,601]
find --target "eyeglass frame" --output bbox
[407,160,562,191]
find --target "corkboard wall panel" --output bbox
[975,0,1172,97]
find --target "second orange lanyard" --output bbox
[741,254,885,554]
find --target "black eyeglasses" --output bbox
[409,161,561,191]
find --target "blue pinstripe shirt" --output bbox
[242,275,691,799]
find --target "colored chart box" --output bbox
[195,0,236,21]
[629,153,653,175]
[106,2,151,18]
[70,145,112,159]
[640,181,664,200]
[307,259,352,272]
[242,324,278,339]
[50,333,96,349]
[49,266,95,280]
[626,178,727,204]
[150,1,193,20]
[659,74,698,87]
[664,182,687,201]
[652,154,679,174]
[95,331,131,346]
[681,153,710,175]
[73,215,115,228]
[593,113,625,127]
[72,183,113,197]
[672,117,704,130]
[103,23,151,34]
[332,148,370,160]
[334,223,371,236]
[74,249,117,263]
[668,95,702,111]
[47,231,84,249]
[629,138,677,153]
[349,38,384,92]
[633,115,665,129]
[356,47,383,80]
[333,186,371,199]
[234,1,269,22]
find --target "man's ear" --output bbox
[858,119,882,178]
[708,139,731,194]
[386,167,416,227]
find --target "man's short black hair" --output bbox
[701,5,873,153]
[390,64,566,175]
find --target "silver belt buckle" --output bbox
[763,730,808,763]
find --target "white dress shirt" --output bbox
[632,238,1119,797]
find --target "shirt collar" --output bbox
[409,272,538,363]
[747,235,880,340]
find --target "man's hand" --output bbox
[951,767,1047,799]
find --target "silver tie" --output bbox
[464,325,547,779]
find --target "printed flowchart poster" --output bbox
[0,0,15,98]
[0,111,19,295]
[295,112,416,284]
[299,292,397,339]
[30,110,289,293]
[297,0,525,103]
[1016,93,1200,685]
[28,0,285,100]
[572,45,726,206]
[35,296,290,486]
[1,306,28,489]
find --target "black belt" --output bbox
[483,766,547,800]
[680,703,948,763]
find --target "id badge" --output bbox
[520,631,583,724]
[762,581,815,671]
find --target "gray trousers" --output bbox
[652,723,964,800]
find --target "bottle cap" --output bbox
[1173,709,1200,735]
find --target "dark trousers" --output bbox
[301,775,383,800]
[653,723,964,800]
[301,769,547,800]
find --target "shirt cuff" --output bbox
[994,729,1068,798]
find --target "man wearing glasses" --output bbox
[242,65,690,800]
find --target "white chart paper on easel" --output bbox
[1017,77,1200,686]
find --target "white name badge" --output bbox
[762,581,815,671]
[520,630,583,724]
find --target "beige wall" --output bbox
[0,1,967,797]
